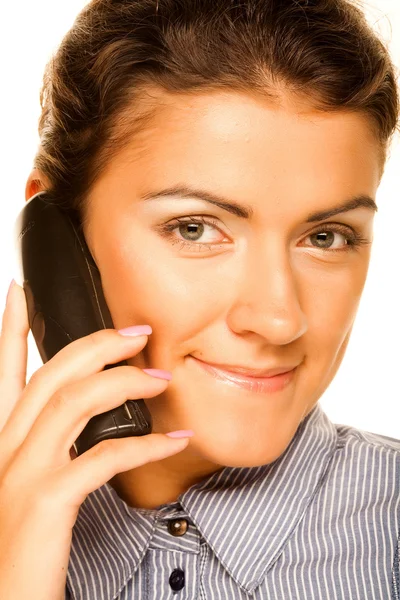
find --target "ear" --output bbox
[25,169,51,202]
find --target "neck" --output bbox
[108,445,224,510]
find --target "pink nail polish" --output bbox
[118,325,152,336]
[6,279,15,305]
[166,430,195,438]
[142,368,172,380]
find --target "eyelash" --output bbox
[157,215,371,254]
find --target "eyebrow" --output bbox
[140,185,378,222]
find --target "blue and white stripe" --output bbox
[66,402,400,599]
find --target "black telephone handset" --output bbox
[13,191,152,456]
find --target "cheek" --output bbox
[302,260,368,351]
[99,237,230,342]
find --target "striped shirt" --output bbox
[65,402,400,599]
[394,535,400,599]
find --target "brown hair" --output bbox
[33,0,399,226]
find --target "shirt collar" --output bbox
[67,402,338,598]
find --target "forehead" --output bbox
[102,88,382,201]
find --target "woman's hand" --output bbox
[0,280,190,600]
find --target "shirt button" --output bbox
[169,568,185,591]
[167,518,188,536]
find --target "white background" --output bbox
[0,1,399,437]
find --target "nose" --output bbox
[226,239,308,346]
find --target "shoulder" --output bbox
[334,421,400,454]
[331,421,400,486]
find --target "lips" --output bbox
[188,355,298,394]
[189,356,298,378]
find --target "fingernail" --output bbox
[142,368,172,380]
[118,324,152,336]
[166,430,195,438]
[6,279,15,305]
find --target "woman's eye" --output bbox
[305,229,349,250]
[303,225,369,253]
[159,216,229,249]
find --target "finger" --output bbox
[19,366,171,467]
[51,433,191,511]
[1,329,151,452]
[0,282,29,430]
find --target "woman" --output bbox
[0,0,399,598]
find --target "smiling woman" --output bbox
[1,0,400,599]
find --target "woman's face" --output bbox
[83,89,380,468]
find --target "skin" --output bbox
[26,89,382,510]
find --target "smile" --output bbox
[188,355,297,394]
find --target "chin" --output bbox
[192,435,292,468]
